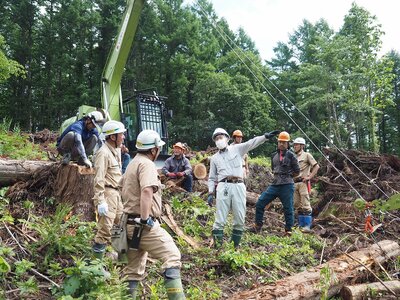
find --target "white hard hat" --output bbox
[87,111,105,125]
[136,129,165,150]
[293,137,306,145]
[102,120,126,136]
[212,128,229,141]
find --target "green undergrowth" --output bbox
[0,118,48,160]
[168,194,324,298]
[248,156,271,167]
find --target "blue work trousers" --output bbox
[255,183,295,231]
[182,174,193,192]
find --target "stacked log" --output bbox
[231,240,400,300]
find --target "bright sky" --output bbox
[186,0,399,61]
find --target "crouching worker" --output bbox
[57,111,105,167]
[121,130,185,299]
[92,120,126,260]
[162,142,193,192]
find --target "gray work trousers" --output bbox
[212,182,246,231]
[58,132,97,160]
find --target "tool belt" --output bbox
[219,176,244,184]
[126,214,159,224]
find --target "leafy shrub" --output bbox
[25,204,95,265]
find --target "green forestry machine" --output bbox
[60,0,169,157]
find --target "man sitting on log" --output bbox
[56,111,105,167]
[162,142,193,192]
[92,120,126,260]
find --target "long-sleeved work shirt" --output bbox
[57,119,99,147]
[162,154,192,176]
[208,135,267,194]
[271,149,300,185]
[92,142,122,206]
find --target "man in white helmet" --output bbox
[121,130,185,299]
[207,127,279,248]
[92,120,126,260]
[57,111,105,167]
[293,137,320,232]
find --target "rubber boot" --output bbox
[212,229,223,248]
[300,215,312,233]
[231,229,243,248]
[298,215,306,228]
[92,242,110,278]
[164,268,186,300]
[127,280,139,299]
[92,242,106,259]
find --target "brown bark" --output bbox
[0,159,54,187]
[230,240,400,300]
[341,281,400,299]
[54,164,96,221]
[161,203,199,249]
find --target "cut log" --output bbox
[161,203,200,250]
[246,191,260,206]
[230,240,400,300]
[54,163,96,221]
[341,280,400,299]
[0,159,54,187]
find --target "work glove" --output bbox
[83,158,92,168]
[98,202,108,216]
[166,172,177,179]
[264,130,280,139]
[176,172,185,178]
[207,194,214,207]
[134,217,154,228]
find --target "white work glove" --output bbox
[83,158,92,168]
[98,202,108,216]
[134,217,154,228]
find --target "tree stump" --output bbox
[55,163,96,221]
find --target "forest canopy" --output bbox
[0,0,399,155]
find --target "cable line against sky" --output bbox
[195,0,390,200]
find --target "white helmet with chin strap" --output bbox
[293,137,306,145]
[212,128,229,141]
[136,130,165,151]
[87,111,105,125]
[102,120,126,136]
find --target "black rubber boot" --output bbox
[127,280,139,299]
[212,229,224,248]
[231,229,243,248]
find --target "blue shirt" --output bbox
[57,119,99,147]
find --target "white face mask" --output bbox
[215,138,228,150]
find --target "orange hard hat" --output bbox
[232,129,243,138]
[173,142,185,150]
[277,131,290,142]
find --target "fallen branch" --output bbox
[162,203,200,250]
